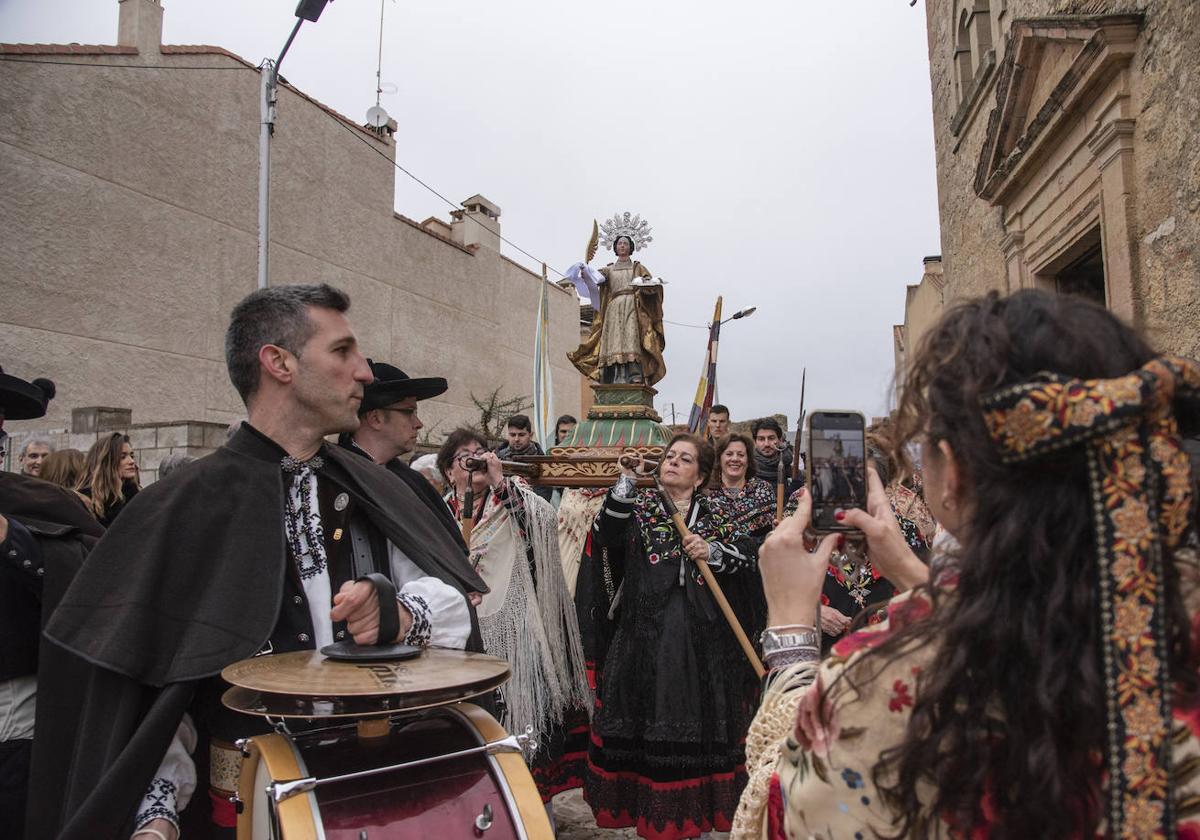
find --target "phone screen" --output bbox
[807,411,867,531]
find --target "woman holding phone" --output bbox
[733,290,1200,838]
[583,433,761,839]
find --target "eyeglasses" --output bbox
[454,449,488,465]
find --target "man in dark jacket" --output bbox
[495,414,552,501]
[339,359,471,558]
[28,285,488,840]
[0,369,104,838]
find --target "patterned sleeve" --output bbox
[593,477,639,548]
[703,499,757,574]
[135,714,197,832]
[492,477,530,540]
[397,576,471,649]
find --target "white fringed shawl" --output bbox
[470,479,591,748]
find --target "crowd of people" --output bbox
[2,285,1199,840]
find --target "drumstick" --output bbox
[654,477,766,678]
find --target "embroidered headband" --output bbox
[982,355,1200,839]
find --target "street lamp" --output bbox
[710,305,755,405]
[257,0,335,289]
[721,306,757,325]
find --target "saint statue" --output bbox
[565,212,666,386]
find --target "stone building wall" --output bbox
[923,0,1200,357]
[3,417,227,485]
[0,0,581,449]
[893,257,945,389]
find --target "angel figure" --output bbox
[565,212,666,385]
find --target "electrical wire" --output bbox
[1,51,669,295]
[328,115,567,277]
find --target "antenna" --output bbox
[365,0,392,128]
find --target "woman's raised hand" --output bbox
[840,467,929,591]
[758,488,840,627]
[618,449,643,479]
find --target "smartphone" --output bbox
[806,410,868,532]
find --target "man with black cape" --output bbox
[1,368,106,838]
[27,284,489,839]
[338,359,470,558]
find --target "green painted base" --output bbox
[557,416,672,449]
[559,383,671,449]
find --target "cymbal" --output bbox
[221,680,503,719]
[220,648,510,700]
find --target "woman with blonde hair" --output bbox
[78,433,139,526]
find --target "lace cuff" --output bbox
[612,474,637,501]
[135,778,179,832]
[397,591,432,646]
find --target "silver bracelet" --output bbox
[761,626,820,657]
[765,646,820,669]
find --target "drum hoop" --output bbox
[239,732,325,840]
[448,704,554,840]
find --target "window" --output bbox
[953,0,995,106]
[1044,227,1107,307]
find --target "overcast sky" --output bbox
[0,0,941,428]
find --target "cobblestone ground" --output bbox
[551,789,728,840]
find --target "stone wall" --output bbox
[923,0,1200,357]
[0,2,581,447]
[3,418,227,485]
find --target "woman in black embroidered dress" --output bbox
[707,432,776,539]
[583,433,761,840]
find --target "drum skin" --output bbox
[237,703,553,839]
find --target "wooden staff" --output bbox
[463,456,540,480]
[655,477,766,678]
[460,484,475,545]
[776,459,786,522]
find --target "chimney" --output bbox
[118,0,164,59]
[449,194,502,251]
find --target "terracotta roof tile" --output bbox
[0,43,137,55]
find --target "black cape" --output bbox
[337,433,467,554]
[28,423,489,839]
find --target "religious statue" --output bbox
[565,212,666,386]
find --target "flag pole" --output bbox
[687,296,723,434]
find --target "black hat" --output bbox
[361,360,447,412]
[0,367,56,420]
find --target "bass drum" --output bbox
[236,703,552,839]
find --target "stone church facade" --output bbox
[907,0,1200,362]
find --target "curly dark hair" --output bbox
[709,432,756,487]
[853,289,1200,838]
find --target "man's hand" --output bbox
[132,818,178,840]
[467,591,484,607]
[331,580,412,645]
